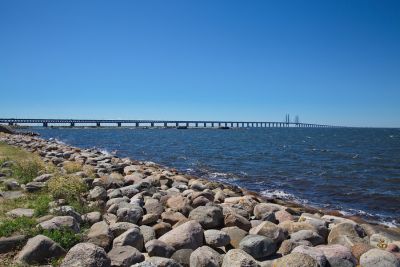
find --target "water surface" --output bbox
[34,127,400,226]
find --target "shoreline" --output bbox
[1,132,400,266]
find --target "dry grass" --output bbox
[48,174,87,201]
[63,161,83,174]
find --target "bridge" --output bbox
[0,118,343,128]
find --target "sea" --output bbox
[32,127,400,226]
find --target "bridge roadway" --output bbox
[0,118,342,128]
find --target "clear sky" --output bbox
[1,1,399,127]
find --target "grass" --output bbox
[63,161,83,174]
[0,216,38,237]
[40,228,82,250]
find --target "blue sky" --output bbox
[1,1,399,127]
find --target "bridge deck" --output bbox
[0,118,343,128]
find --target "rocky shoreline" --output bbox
[1,133,400,267]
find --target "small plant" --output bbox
[0,216,38,237]
[12,159,44,184]
[40,228,82,249]
[83,164,96,177]
[27,193,52,217]
[48,174,87,202]
[63,161,83,174]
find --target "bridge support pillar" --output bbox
[151,122,154,127]
[70,122,75,127]
[117,122,121,127]
[211,123,214,127]
[136,122,139,127]
[8,122,13,126]
[43,122,48,127]
[195,123,198,127]
[164,122,168,127]
[204,122,206,127]
[176,122,179,127]
[218,123,221,127]
[186,122,189,127]
[96,122,100,127]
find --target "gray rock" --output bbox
[87,221,114,249]
[277,239,312,255]
[0,190,25,200]
[204,229,231,247]
[51,205,82,223]
[82,211,102,225]
[4,179,20,190]
[292,245,328,267]
[221,226,248,248]
[107,245,144,267]
[146,256,182,267]
[141,213,159,225]
[25,181,46,192]
[131,262,157,267]
[171,249,193,267]
[140,225,156,244]
[239,234,277,260]
[34,173,53,182]
[317,244,356,267]
[159,220,204,250]
[190,246,223,267]
[0,235,27,253]
[249,221,286,244]
[16,235,65,264]
[144,198,165,216]
[89,186,108,201]
[253,203,281,221]
[360,248,400,267]
[61,242,111,267]
[117,206,143,224]
[113,228,144,251]
[119,185,140,198]
[290,230,325,246]
[273,252,319,267]
[221,249,260,267]
[38,215,80,233]
[145,239,175,257]
[328,222,367,248]
[224,211,252,231]
[110,222,138,237]
[188,206,223,229]
[6,208,34,218]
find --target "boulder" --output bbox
[328,222,367,248]
[25,181,46,192]
[6,208,34,218]
[249,221,286,243]
[141,213,159,225]
[144,198,164,216]
[87,221,114,249]
[140,225,156,244]
[273,252,319,267]
[61,242,111,267]
[145,239,175,258]
[292,245,327,267]
[290,230,325,246]
[274,210,294,223]
[34,174,53,183]
[0,235,27,253]
[117,206,143,224]
[38,215,80,233]
[153,222,172,237]
[224,212,252,231]
[113,228,144,251]
[146,256,182,267]
[158,220,204,250]
[351,243,373,263]
[188,205,224,229]
[221,249,260,267]
[89,186,108,201]
[16,235,65,264]
[317,244,357,267]
[166,195,192,216]
[107,246,144,267]
[51,205,82,223]
[82,211,102,225]
[171,249,193,267]
[204,229,231,247]
[190,246,223,267]
[110,222,138,237]
[253,203,281,221]
[161,211,187,225]
[221,226,248,248]
[360,248,400,267]
[239,234,277,260]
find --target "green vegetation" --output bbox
[0,216,37,237]
[12,159,45,184]
[27,193,52,217]
[63,161,83,174]
[41,228,82,250]
[48,174,87,202]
